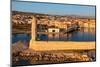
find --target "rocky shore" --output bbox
[12,41,96,66]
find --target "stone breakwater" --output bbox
[12,41,95,66]
[12,49,95,66]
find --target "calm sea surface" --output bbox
[12,28,95,44]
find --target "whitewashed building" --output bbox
[48,28,60,33]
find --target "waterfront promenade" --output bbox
[29,40,95,51]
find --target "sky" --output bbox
[12,1,96,17]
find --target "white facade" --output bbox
[48,28,60,33]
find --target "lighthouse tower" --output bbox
[29,16,36,49]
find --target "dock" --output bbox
[29,17,95,51]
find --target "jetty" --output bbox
[29,16,95,51]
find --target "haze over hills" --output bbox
[12,11,95,19]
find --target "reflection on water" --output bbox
[12,34,31,43]
[12,28,95,44]
[80,27,95,34]
[36,27,95,41]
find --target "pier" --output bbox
[29,16,95,51]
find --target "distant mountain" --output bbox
[12,11,95,19]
